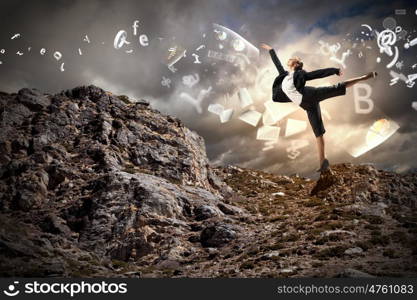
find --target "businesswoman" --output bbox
[260,43,377,172]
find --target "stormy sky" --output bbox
[0,0,416,177]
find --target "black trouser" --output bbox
[300,82,346,137]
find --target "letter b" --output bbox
[353,83,374,114]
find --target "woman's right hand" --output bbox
[260,43,273,51]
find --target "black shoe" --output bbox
[316,159,330,173]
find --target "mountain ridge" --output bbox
[0,85,416,277]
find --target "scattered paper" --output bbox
[256,125,280,141]
[239,110,262,127]
[208,103,234,123]
[264,101,299,123]
[285,119,307,137]
[238,88,253,108]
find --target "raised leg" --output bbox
[344,72,377,88]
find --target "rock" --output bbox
[14,173,48,211]
[274,176,294,185]
[194,205,219,221]
[2,103,33,127]
[136,98,150,106]
[344,247,364,255]
[205,247,219,259]
[70,85,106,101]
[263,251,280,259]
[335,268,375,278]
[123,271,142,277]
[17,88,50,111]
[200,223,237,247]
[321,230,357,237]
[206,247,219,255]
[280,266,297,274]
[0,85,246,277]
[310,169,338,197]
[188,235,200,243]
[45,165,67,190]
[156,259,181,270]
[39,214,72,236]
[217,203,243,215]
[357,203,386,217]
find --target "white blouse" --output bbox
[281,72,303,105]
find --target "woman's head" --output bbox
[287,57,303,71]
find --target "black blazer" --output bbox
[268,49,340,103]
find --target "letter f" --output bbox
[132,20,139,36]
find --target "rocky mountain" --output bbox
[0,85,416,277]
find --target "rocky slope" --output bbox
[0,85,416,277]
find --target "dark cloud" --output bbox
[0,0,416,176]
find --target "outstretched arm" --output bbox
[260,43,286,75]
[305,68,340,80]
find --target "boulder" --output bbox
[17,88,50,111]
[194,205,219,221]
[200,223,237,247]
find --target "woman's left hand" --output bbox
[260,43,273,51]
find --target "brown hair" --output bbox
[287,57,303,71]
